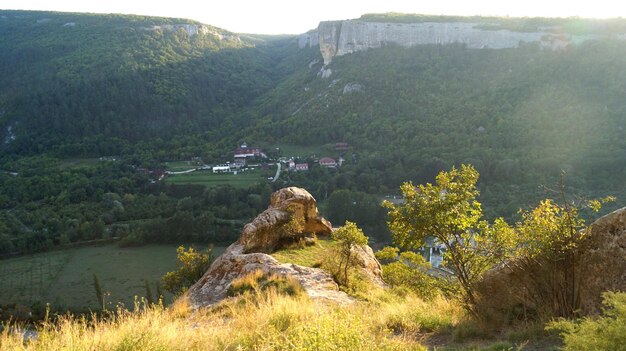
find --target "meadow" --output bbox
[0,244,224,311]
[164,169,269,188]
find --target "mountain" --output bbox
[243,14,626,216]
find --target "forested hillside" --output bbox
[0,10,311,159]
[243,40,626,217]
[1,10,625,255]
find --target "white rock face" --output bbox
[313,20,610,65]
[298,31,319,48]
[343,83,363,94]
[318,67,332,79]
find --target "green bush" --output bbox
[547,292,626,350]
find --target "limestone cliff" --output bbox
[304,19,612,65]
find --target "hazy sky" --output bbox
[2,0,626,34]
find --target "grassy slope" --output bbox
[0,289,561,350]
[271,237,339,267]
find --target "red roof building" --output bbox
[295,163,309,171]
[335,142,351,151]
[319,157,337,168]
[233,142,265,158]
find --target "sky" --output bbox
[2,0,626,34]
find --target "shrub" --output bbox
[376,246,437,300]
[547,291,626,350]
[161,245,213,296]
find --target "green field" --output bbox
[164,170,268,188]
[0,244,225,310]
[164,160,202,172]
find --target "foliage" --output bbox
[2,11,626,260]
[385,165,502,314]
[161,245,213,296]
[489,192,615,319]
[226,270,304,298]
[547,292,626,351]
[331,221,369,287]
[375,247,437,299]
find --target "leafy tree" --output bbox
[162,245,214,296]
[331,221,369,287]
[384,165,504,315]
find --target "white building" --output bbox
[212,164,231,173]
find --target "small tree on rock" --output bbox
[162,245,214,296]
[331,221,368,287]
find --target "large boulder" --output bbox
[186,187,382,308]
[186,243,350,307]
[580,207,626,313]
[239,187,332,253]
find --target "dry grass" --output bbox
[0,289,463,351]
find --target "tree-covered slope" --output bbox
[243,40,626,216]
[0,10,311,157]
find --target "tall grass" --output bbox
[1,290,450,350]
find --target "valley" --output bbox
[0,8,625,350]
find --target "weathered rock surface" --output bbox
[186,242,351,307]
[239,186,332,253]
[350,244,385,286]
[309,19,616,65]
[186,187,382,308]
[580,207,626,313]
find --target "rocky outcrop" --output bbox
[298,30,319,48]
[186,187,382,308]
[343,83,363,94]
[239,187,332,253]
[186,243,350,307]
[311,19,611,65]
[580,207,626,313]
[350,244,384,286]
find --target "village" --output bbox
[159,142,354,187]
[210,142,349,175]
